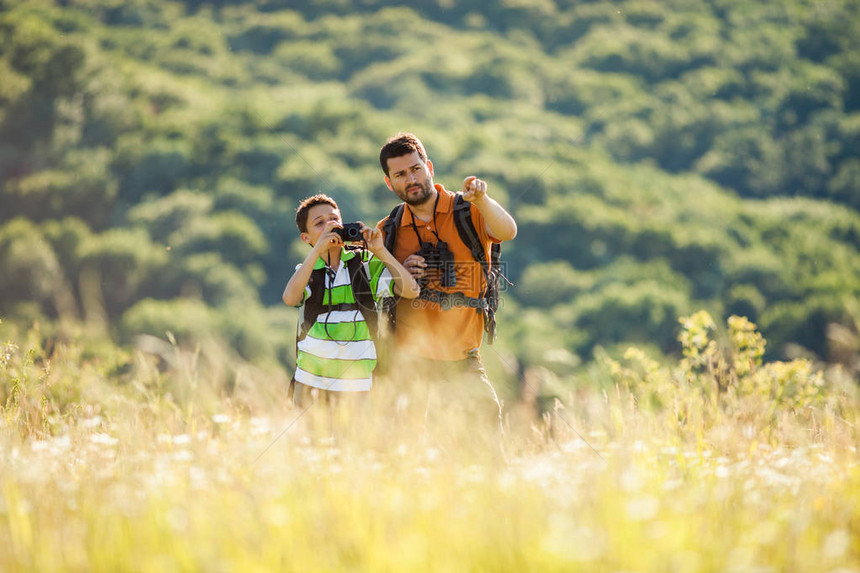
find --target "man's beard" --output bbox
[402,180,434,206]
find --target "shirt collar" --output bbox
[400,184,453,227]
[313,248,356,269]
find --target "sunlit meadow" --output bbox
[1,314,859,572]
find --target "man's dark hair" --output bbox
[379,132,428,176]
[295,194,338,233]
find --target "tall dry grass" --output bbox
[1,314,858,572]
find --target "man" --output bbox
[376,132,517,449]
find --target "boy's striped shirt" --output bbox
[294,249,393,392]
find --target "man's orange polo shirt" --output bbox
[377,185,496,361]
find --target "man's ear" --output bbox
[300,232,312,245]
[426,159,434,176]
[384,176,393,191]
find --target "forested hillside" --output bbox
[1,0,859,389]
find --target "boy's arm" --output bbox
[282,248,320,307]
[282,222,342,306]
[361,224,420,299]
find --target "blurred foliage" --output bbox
[0,0,859,386]
[599,310,849,448]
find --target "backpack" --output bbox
[289,248,378,402]
[382,193,504,344]
[297,247,379,343]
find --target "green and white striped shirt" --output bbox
[294,249,393,392]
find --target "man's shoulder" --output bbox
[436,184,455,196]
[376,202,406,231]
[443,194,491,244]
[375,212,393,229]
[440,187,477,216]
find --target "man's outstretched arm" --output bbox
[462,176,517,241]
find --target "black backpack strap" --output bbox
[382,203,405,256]
[345,249,379,339]
[298,267,327,342]
[452,194,489,270]
[485,242,502,342]
[381,204,405,332]
[298,251,379,342]
[452,193,500,343]
[295,266,325,398]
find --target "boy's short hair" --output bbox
[379,132,427,176]
[296,194,339,233]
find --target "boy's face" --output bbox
[385,151,435,206]
[301,203,342,246]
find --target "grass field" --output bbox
[1,315,859,572]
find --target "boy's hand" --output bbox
[360,223,384,254]
[312,220,344,254]
[462,176,487,203]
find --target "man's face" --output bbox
[302,203,341,246]
[385,151,435,206]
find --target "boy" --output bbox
[283,194,419,407]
